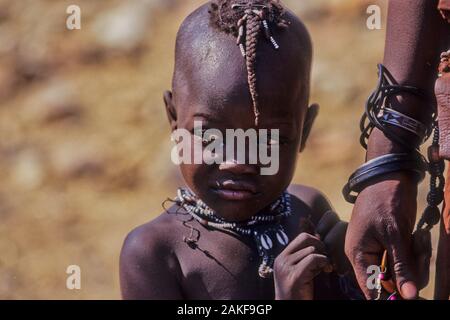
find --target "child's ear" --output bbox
[299,103,319,153]
[163,90,177,131]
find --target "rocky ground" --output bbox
[0,0,437,299]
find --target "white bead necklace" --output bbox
[175,187,292,278]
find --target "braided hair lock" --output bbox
[209,0,289,126]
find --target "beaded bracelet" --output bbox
[342,153,426,203]
[416,125,445,231]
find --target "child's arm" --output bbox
[120,224,183,299]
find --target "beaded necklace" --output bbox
[175,187,292,278]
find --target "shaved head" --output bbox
[171,1,313,125]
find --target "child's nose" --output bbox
[218,158,258,175]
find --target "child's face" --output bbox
[162,1,315,220]
[166,57,314,220]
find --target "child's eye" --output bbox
[279,137,291,146]
[192,129,223,146]
[203,133,219,144]
[265,137,290,147]
[192,129,207,139]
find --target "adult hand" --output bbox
[345,171,420,300]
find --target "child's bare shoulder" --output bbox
[287,184,335,224]
[120,206,185,299]
[121,206,183,257]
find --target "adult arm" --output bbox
[345,0,449,300]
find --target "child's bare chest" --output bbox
[175,226,278,299]
[169,200,313,299]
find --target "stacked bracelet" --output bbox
[359,64,434,150]
[342,153,426,203]
[345,64,445,231]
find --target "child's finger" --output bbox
[287,246,317,265]
[295,253,330,279]
[282,232,325,256]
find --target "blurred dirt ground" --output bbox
[0,0,438,299]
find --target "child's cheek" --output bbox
[266,146,298,186]
[179,162,213,191]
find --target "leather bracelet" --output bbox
[360,64,434,151]
[343,153,427,203]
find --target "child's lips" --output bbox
[211,179,260,201]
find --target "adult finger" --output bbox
[345,232,382,299]
[386,231,418,300]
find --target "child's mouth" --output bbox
[211,179,260,201]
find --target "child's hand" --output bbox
[273,233,332,300]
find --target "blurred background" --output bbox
[0,0,438,299]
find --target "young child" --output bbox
[120,0,362,300]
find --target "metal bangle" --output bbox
[378,107,427,140]
[343,153,426,203]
